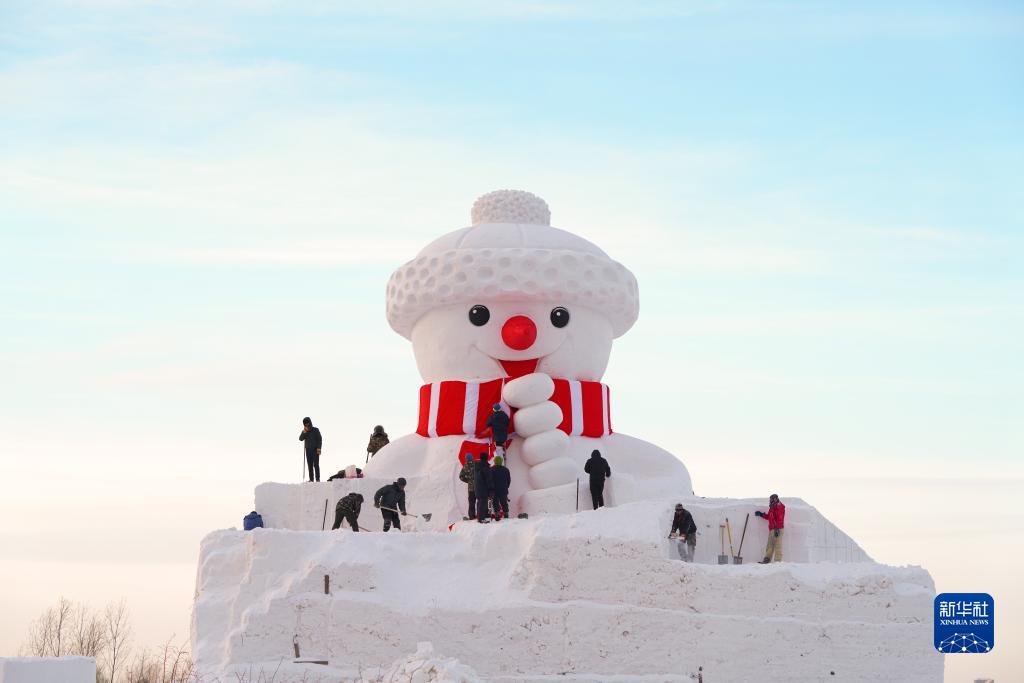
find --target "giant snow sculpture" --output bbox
[363,190,692,514]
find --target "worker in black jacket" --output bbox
[473,454,494,523]
[670,503,697,561]
[583,450,611,509]
[491,455,511,520]
[373,478,407,532]
[331,493,364,532]
[482,404,510,448]
[299,417,322,482]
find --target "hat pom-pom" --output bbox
[471,189,551,226]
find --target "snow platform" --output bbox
[191,498,940,682]
[0,657,96,683]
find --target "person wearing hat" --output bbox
[755,494,786,563]
[669,503,697,561]
[481,404,511,451]
[366,425,389,463]
[458,453,478,520]
[299,417,323,482]
[331,493,364,532]
[491,454,512,521]
[373,478,408,532]
[583,450,612,509]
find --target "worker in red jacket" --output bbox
[755,494,786,563]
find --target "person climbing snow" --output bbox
[670,503,697,561]
[374,478,407,532]
[491,455,511,521]
[755,494,786,563]
[366,425,389,463]
[481,403,510,450]
[459,453,478,520]
[584,449,612,509]
[473,454,494,523]
[331,492,364,532]
[299,417,322,482]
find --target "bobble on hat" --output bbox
[471,189,551,226]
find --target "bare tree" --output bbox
[123,639,194,683]
[103,599,132,683]
[72,603,107,658]
[22,598,198,683]
[22,596,75,657]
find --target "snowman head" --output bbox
[386,190,639,384]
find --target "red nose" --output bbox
[501,315,537,351]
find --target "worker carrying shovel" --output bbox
[374,478,408,532]
[669,503,697,561]
[755,494,786,563]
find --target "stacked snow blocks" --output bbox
[192,502,939,682]
[0,657,96,683]
[255,480,868,563]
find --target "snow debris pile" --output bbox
[378,642,480,683]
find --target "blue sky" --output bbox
[1,1,1021,679]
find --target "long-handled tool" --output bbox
[320,499,328,531]
[381,506,432,522]
[725,517,735,560]
[718,524,728,564]
[734,513,750,564]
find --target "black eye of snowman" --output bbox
[468,305,491,326]
[550,307,570,328]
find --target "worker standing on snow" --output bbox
[670,503,697,561]
[374,478,407,532]
[491,455,511,521]
[459,453,478,520]
[473,454,494,523]
[331,492,364,531]
[299,417,322,482]
[755,494,786,563]
[584,450,612,509]
[366,425,389,462]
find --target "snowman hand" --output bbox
[503,373,575,489]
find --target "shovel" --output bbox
[718,524,729,564]
[381,506,432,522]
[734,513,749,564]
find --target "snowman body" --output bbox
[363,191,693,518]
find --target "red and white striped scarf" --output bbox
[416,378,612,441]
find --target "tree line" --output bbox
[20,597,193,683]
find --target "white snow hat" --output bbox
[386,189,640,339]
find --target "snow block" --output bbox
[0,657,96,683]
[255,479,868,563]
[191,500,938,682]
